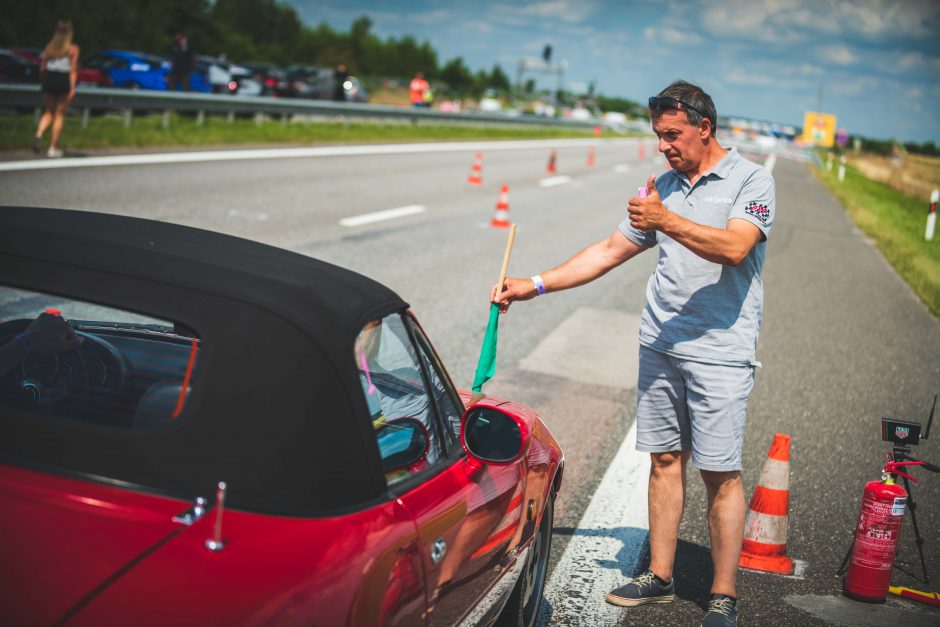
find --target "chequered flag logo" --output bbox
[744,201,770,224]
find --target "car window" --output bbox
[408,318,464,448]
[0,286,200,430]
[355,314,444,486]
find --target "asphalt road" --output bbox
[1,138,938,626]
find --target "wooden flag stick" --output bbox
[496,223,518,291]
[470,223,517,405]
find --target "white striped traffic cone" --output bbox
[489,185,511,229]
[739,433,795,575]
[468,152,483,185]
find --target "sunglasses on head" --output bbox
[648,96,706,119]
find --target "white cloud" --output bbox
[643,26,704,46]
[411,9,451,25]
[490,0,597,25]
[691,0,940,43]
[725,68,777,86]
[820,44,858,65]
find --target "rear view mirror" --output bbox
[376,417,429,473]
[461,406,528,464]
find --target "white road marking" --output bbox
[539,175,572,187]
[744,559,807,580]
[764,153,777,174]
[539,419,650,627]
[519,307,648,625]
[339,204,426,227]
[0,138,630,172]
[613,164,631,173]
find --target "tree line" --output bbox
[3,0,516,98]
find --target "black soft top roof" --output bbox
[0,206,408,348]
[0,206,410,515]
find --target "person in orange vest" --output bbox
[409,71,429,108]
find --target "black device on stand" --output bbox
[882,396,939,583]
[838,396,939,583]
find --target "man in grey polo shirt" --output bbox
[491,79,774,626]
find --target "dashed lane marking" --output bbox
[339,204,426,227]
[539,175,572,187]
[613,164,630,173]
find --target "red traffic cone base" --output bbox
[739,433,795,575]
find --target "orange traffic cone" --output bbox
[489,185,511,229]
[468,152,483,185]
[546,149,557,174]
[638,142,646,159]
[587,146,596,167]
[593,125,602,137]
[739,433,795,575]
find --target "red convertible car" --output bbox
[0,207,563,627]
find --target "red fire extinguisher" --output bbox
[844,459,924,602]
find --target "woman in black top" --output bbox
[34,20,79,158]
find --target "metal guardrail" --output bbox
[0,83,614,131]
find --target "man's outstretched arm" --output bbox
[491,228,648,312]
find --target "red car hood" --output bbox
[0,465,189,626]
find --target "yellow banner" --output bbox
[802,111,838,147]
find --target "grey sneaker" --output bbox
[606,570,675,607]
[701,594,737,626]
[33,136,41,154]
[47,147,63,158]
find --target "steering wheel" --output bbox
[0,319,129,410]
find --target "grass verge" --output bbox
[0,112,602,152]
[813,162,940,316]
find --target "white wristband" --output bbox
[530,275,546,296]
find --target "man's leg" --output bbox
[606,346,688,607]
[648,450,691,581]
[701,469,745,596]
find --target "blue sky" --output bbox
[286,0,940,144]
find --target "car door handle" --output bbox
[430,537,447,564]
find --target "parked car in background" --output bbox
[342,75,368,102]
[83,50,209,92]
[0,48,39,83]
[0,206,563,627]
[285,64,334,99]
[82,50,166,90]
[8,47,111,88]
[194,55,235,94]
[241,61,289,97]
[228,63,263,97]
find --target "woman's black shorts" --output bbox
[41,72,70,97]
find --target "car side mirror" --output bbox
[376,417,429,473]
[461,406,529,464]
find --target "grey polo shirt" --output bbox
[618,147,775,366]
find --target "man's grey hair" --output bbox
[653,80,718,137]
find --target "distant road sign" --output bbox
[802,111,838,147]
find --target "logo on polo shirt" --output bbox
[744,201,770,224]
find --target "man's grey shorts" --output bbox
[635,345,755,472]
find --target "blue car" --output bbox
[83,50,210,92]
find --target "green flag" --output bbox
[471,302,500,392]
